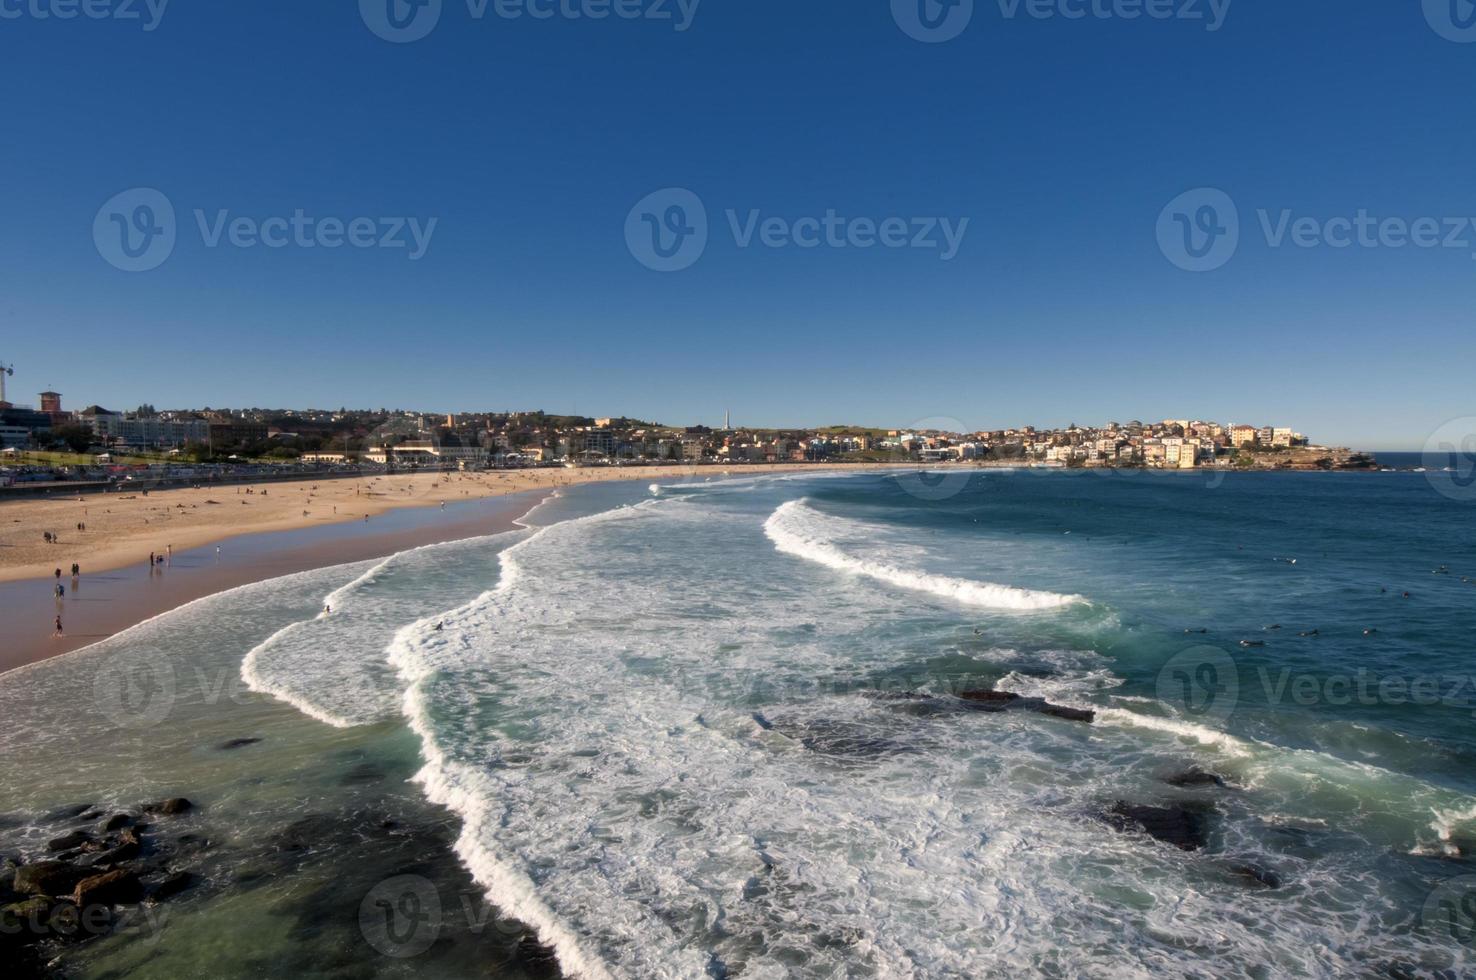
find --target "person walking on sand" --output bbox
[54,615,64,638]
[54,568,62,581]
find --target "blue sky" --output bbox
[0,0,1472,448]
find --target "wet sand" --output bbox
[0,463,897,582]
[0,491,540,675]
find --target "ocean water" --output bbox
[3,470,1475,978]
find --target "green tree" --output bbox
[52,424,94,454]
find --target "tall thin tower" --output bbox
[0,359,13,406]
[724,408,731,431]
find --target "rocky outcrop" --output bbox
[3,796,213,970]
[13,861,89,897]
[73,870,143,907]
[1102,802,1214,851]
[46,831,92,852]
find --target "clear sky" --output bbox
[1,0,1472,449]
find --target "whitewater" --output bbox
[231,475,1476,978]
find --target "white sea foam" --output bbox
[373,492,1470,978]
[240,528,529,728]
[763,499,1082,611]
[150,478,1474,979]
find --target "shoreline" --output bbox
[0,463,904,676]
[0,461,1422,678]
[0,463,911,584]
[0,490,545,676]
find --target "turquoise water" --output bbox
[3,471,1475,977]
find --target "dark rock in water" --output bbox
[957,689,1094,724]
[2,895,53,922]
[101,813,134,832]
[1037,703,1095,723]
[1164,769,1230,789]
[13,861,89,897]
[92,835,142,866]
[45,803,94,821]
[766,718,914,759]
[1103,802,1214,851]
[798,720,913,759]
[146,871,198,901]
[1446,836,1476,860]
[73,869,144,906]
[47,830,93,852]
[861,691,951,717]
[79,810,105,822]
[1228,863,1282,889]
[145,798,194,816]
[219,737,263,751]
[958,690,1023,707]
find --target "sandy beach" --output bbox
[0,463,875,584]
[0,463,900,673]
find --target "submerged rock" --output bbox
[1164,769,1231,789]
[13,861,89,897]
[1102,802,1214,851]
[957,689,1095,724]
[1228,862,1282,889]
[45,803,94,822]
[47,831,92,853]
[1036,703,1096,723]
[73,869,143,907]
[146,870,198,902]
[219,738,262,751]
[144,798,194,816]
[957,690,1022,707]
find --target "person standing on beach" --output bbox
[53,615,63,637]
